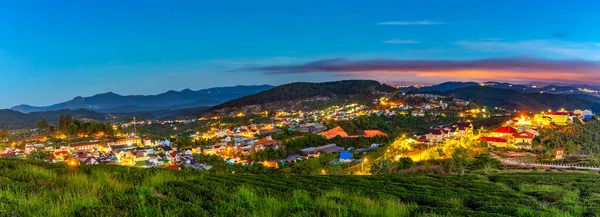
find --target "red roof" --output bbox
[493,126,519,134]
[513,131,535,139]
[478,137,507,143]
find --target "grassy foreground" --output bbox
[0,159,599,217]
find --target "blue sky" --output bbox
[1,0,599,108]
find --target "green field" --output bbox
[0,159,599,217]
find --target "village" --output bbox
[1,92,597,174]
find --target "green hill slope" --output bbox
[1,159,597,216]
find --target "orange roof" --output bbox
[363,130,388,137]
[318,126,349,139]
[254,138,270,145]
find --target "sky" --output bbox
[1,0,599,108]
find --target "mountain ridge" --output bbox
[11,85,274,113]
[429,86,600,112]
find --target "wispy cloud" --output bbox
[456,40,600,60]
[481,38,503,41]
[377,20,443,25]
[383,39,420,44]
[237,57,600,84]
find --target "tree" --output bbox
[472,153,500,174]
[0,128,9,141]
[564,140,581,157]
[396,157,416,171]
[35,119,51,133]
[175,135,194,148]
[388,137,413,158]
[450,148,470,175]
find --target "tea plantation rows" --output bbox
[0,159,598,216]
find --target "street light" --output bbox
[362,158,368,174]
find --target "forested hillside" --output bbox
[0,110,39,129]
[0,109,107,130]
[212,80,397,110]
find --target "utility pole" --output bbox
[133,117,137,137]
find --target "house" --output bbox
[254,138,279,149]
[135,151,149,162]
[81,157,99,165]
[181,155,196,166]
[258,128,284,135]
[425,129,445,143]
[301,144,345,154]
[478,136,508,147]
[143,138,153,147]
[544,112,571,125]
[339,152,353,162]
[453,122,473,137]
[76,152,90,162]
[116,137,142,146]
[492,126,519,137]
[318,144,345,153]
[71,141,101,152]
[280,155,301,164]
[167,152,181,162]
[160,139,172,147]
[53,151,70,161]
[111,143,138,151]
[582,109,594,120]
[318,126,349,139]
[114,150,127,159]
[513,131,535,145]
[524,129,539,136]
[555,148,565,160]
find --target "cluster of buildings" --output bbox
[6,137,208,170]
[477,109,594,149]
[418,122,474,143]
